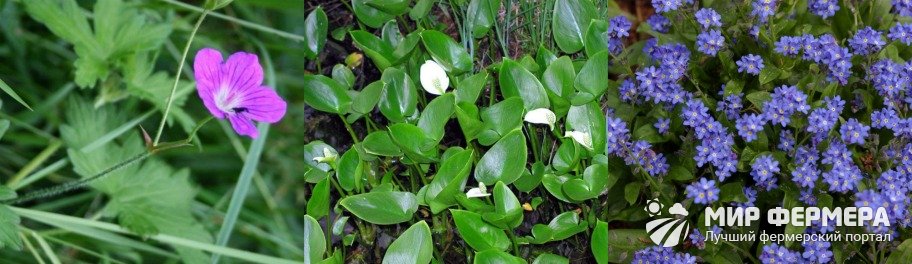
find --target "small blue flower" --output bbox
[686,177,720,205]
[775,36,803,56]
[652,0,682,13]
[809,0,840,18]
[654,118,671,134]
[735,187,758,208]
[736,113,765,142]
[646,14,670,33]
[695,8,722,29]
[751,155,780,191]
[760,243,800,264]
[736,54,764,75]
[840,118,870,145]
[889,23,912,45]
[632,246,697,264]
[696,30,725,56]
[792,162,820,188]
[751,0,778,22]
[802,240,833,263]
[849,27,886,55]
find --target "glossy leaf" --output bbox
[304,7,328,59]
[474,249,525,264]
[552,0,597,53]
[382,221,433,264]
[533,253,569,264]
[302,141,337,183]
[307,177,331,219]
[418,93,456,142]
[409,0,436,20]
[365,0,411,16]
[590,221,609,264]
[583,19,610,57]
[336,148,363,192]
[425,149,474,213]
[421,30,472,73]
[379,67,419,122]
[466,0,500,38]
[562,163,613,201]
[331,64,355,89]
[479,97,524,145]
[351,81,384,115]
[302,75,352,114]
[482,181,523,229]
[340,191,418,225]
[530,211,587,244]
[362,131,403,157]
[474,130,528,185]
[303,215,326,264]
[566,102,606,153]
[450,210,511,252]
[388,123,437,163]
[456,72,489,104]
[351,30,395,69]
[573,50,609,102]
[352,0,394,28]
[499,59,549,110]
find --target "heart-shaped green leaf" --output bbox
[466,0,500,38]
[418,93,456,142]
[336,148,364,192]
[382,221,433,264]
[573,50,609,101]
[351,80,384,115]
[450,210,511,252]
[551,138,580,173]
[302,75,352,114]
[474,130,527,185]
[379,67,419,123]
[478,97,524,145]
[482,181,523,229]
[551,0,597,53]
[421,30,472,73]
[425,149,474,213]
[499,59,549,110]
[388,123,437,163]
[340,191,418,225]
[362,131,403,157]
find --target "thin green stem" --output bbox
[159,0,306,42]
[339,115,360,144]
[153,9,209,146]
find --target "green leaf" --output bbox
[340,191,418,225]
[379,67,419,122]
[351,81,385,115]
[302,141,337,182]
[365,0,411,15]
[307,177,331,219]
[362,131,403,157]
[409,0,436,20]
[0,205,21,250]
[351,30,396,69]
[499,59,550,110]
[624,182,641,205]
[0,186,16,201]
[332,64,355,89]
[566,102,607,153]
[336,148,364,192]
[759,66,781,85]
[352,0,394,28]
[583,19,610,57]
[530,211,587,244]
[425,149,474,213]
[573,50,609,101]
[719,181,746,203]
[887,239,912,264]
[591,221,609,264]
[303,215,327,264]
[552,139,580,173]
[474,130,528,185]
[746,91,771,108]
[456,72,489,104]
[542,174,572,202]
[418,93,456,142]
[466,0,500,38]
[421,30,473,73]
[479,97,524,144]
[482,181,523,229]
[388,123,438,163]
[562,163,614,201]
[382,221,433,264]
[551,0,597,53]
[542,56,576,98]
[474,249,525,264]
[302,75,352,114]
[450,210,511,252]
[0,78,31,110]
[533,253,569,264]
[603,229,650,263]
[304,7,328,59]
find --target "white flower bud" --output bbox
[524,108,557,130]
[465,183,490,198]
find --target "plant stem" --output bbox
[339,115,360,144]
[153,9,209,146]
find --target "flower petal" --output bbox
[524,108,557,130]
[419,60,449,95]
[237,86,287,123]
[228,114,259,138]
[224,51,264,96]
[194,48,226,118]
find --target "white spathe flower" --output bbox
[524,108,557,130]
[564,131,593,150]
[312,147,338,164]
[419,60,450,95]
[465,183,490,198]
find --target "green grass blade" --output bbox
[13,208,299,264]
[0,78,32,110]
[29,230,61,264]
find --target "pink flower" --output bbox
[194,48,287,138]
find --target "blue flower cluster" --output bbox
[751,155,780,191]
[630,246,696,263]
[736,54,764,75]
[894,0,912,17]
[628,42,691,105]
[646,14,670,33]
[888,23,912,45]
[607,16,632,54]
[695,8,724,56]
[760,243,800,264]
[848,27,886,55]
[751,0,777,23]
[869,59,912,103]
[808,0,839,18]
[682,99,738,181]
[685,177,719,204]
[605,115,669,176]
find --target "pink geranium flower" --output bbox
[194,48,287,138]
